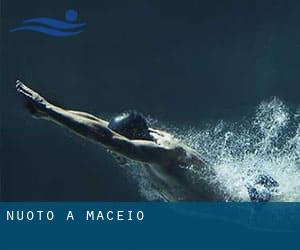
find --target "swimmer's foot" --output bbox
[246,174,279,202]
[16,80,49,118]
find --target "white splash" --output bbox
[125,98,300,201]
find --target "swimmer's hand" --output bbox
[16,80,49,118]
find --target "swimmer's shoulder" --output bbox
[167,143,206,167]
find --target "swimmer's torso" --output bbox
[145,160,224,201]
[145,129,225,201]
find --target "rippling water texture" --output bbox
[123,98,300,201]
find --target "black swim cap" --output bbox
[108,111,153,140]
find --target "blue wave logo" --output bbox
[9,9,85,37]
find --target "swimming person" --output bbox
[15,80,278,201]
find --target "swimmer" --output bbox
[246,174,279,202]
[16,80,278,201]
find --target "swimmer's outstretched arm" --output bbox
[16,81,176,165]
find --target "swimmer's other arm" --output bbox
[16,81,177,165]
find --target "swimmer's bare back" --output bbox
[16,80,222,200]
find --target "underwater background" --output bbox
[2,0,300,201]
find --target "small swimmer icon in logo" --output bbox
[9,9,86,37]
